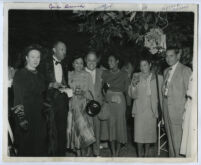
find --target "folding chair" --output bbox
[157,120,168,156]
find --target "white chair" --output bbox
[157,120,168,156]
[8,120,17,156]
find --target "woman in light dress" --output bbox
[128,57,163,157]
[66,55,95,156]
[180,75,193,157]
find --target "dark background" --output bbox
[9,10,90,67]
[8,10,194,70]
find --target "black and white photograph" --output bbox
[3,2,198,162]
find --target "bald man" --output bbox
[38,41,69,156]
[85,51,106,156]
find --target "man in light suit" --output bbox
[85,51,104,156]
[162,47,192,157]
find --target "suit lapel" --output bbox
[94,69,99,91]
[47,56,68,85]
[47,56,56,82]
[61,62,67,85]
[169,62,182,85]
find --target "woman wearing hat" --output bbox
[102,54,129,157]
[66,54,96,156]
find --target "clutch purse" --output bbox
[85,90,101,117]
[11,105,29,131]
[97,101,110,121]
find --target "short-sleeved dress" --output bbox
[180,75,193,156]
[13,68,47,156]
[66,71,96,150]
[102,70,129,144]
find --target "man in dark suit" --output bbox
[39,41,69,156]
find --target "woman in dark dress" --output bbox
[13,45,47,156]
[102,54,129,157]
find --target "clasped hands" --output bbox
[49,82,63,89]
[131,77,140,87]
[74,87,85,96]
[111,95,121,104]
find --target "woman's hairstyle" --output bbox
[139,56,152,65]
[107,50,123,68]
[72,52,84,63]
[24,44,42,57]
[108,53,120,61]
[139,48,152,64]
[15,44,42,69]
[69,51,85,71]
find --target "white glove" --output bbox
[59,88,73,98]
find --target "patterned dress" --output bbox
[67,71,96,150]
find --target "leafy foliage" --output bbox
[75,11,169,50]
[74,11,194,70]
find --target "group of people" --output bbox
[128,49,192,157]
[8,40,193,158]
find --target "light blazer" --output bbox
[93,68,103,105]
[162,62,192,125]
[128,73,163,118]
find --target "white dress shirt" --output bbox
[167,61,179,84]
[53,56,63,83]
[164,61,179,96]
[85,67,96,85]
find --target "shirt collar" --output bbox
[53,55,61,62]
[85,67,96,73]
[170,61,179,71]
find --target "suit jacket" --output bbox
[86,68,103,105]
[162,62,192,125]
[128,73,163,118]
[38,55,68,88]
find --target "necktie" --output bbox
[164,67,172,96]
[53,58,63,83]
[54,59,61,65]
[165,67,172,86]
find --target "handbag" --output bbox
[85,90,101,117]
[11,105,29,131]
